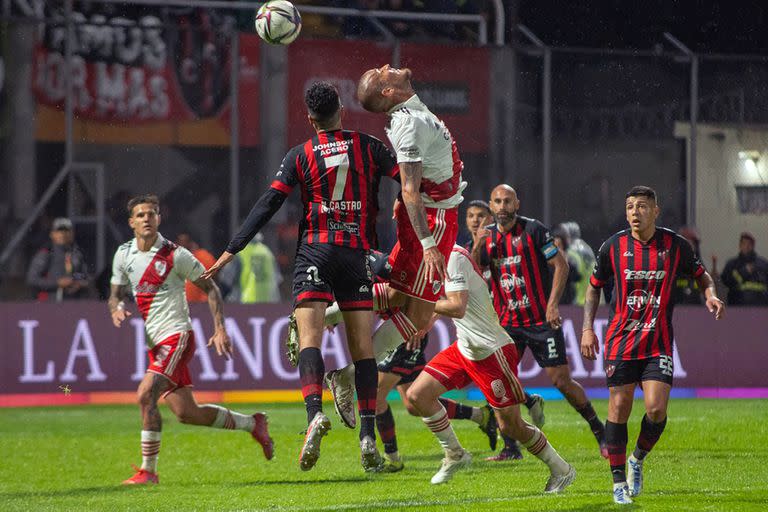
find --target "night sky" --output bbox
[518,1,768,54]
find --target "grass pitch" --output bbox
[1,399,766,511]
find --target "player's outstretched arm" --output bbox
[696,271,725,320]
[192,277,233,359]
[108,284,131,328]
[434,289,469,319]
[580,283,601,360]
[399,161,446,283]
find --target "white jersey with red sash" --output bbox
[110,234,205,348]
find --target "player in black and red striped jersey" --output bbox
[581,186,724,505]
[473,185,607,461]
[203,82,399,473]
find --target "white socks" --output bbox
[423,405,463,454]
[373,311,417,362]
[141,430,161,473]
[210,406,255,432]
[470,407,484,424]
[523,427,569,474]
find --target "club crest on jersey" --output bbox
[154,261,167,277]
[658,249,669,262]
[432,280,442,295]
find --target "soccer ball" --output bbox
[255,1,302,45]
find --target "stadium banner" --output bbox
[1,303,767,406]
[287,40,489,152]
[30,3,260,146]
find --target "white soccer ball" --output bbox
[255,1,302,45]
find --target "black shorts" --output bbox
[377,334,429,385]
[504,325,568,368]
[292,243,372,311]
[605,356,675,387]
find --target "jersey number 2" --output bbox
[324,153,350,202]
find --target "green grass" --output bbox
[1,399,766,511]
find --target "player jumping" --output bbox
[203,82,399,472]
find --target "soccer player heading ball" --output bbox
[581,186,725,505]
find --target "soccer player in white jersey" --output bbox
[350,65,466,373]
[109,195,274,485]
[405,245,576,490]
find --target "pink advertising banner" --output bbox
[1,303,766,402]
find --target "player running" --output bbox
[407,245,576,489]
[581,186,724,505]
[109,194,273,485]
[203,82,399,472]
[320,250,499,472]
[474,184,606,460]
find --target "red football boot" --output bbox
[122,465,159,485]
[251,412,274,460]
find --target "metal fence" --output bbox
[1,1,767,301]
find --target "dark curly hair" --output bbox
[305,81,341,126]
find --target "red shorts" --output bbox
[147,331,195,396]
[424,342,525,408]
[388,203,458,303]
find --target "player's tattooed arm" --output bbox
[108,284,131,327]
[192,277,234,359]
[399,161,431,240]
[696,271,725,320]
[400,161,447,282]
[580,283,602,360]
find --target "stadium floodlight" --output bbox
[738,150,761,175]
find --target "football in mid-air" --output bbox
[255,1,302,45]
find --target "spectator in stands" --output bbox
[721,232,768,306]
[672,227,704,305]
[559,221,596,306]
[552,225,579,305]
[176,232,217,303]
[218,234,282,303]
[26,217,92,301]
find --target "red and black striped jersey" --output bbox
[271,130,399,250]
[478,217,559,328]
[590,227,705,361]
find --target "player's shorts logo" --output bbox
[306,266,323,284]
[431,280,442,295]
[154,261,167,277]
[400,271,407,282]
[605,364,616,378]
[491,379,506,399]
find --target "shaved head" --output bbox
[491,184,517,198]
[489,184,520,229]
[357,64,415,113]
[357,69,387,112]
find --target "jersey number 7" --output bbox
[324,153,350,202]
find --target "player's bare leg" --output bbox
[165,387,273,460]
[606,383,636,504]
[407,373,471,484]
[495,404,575,493]
[544,364,607,457]
[295,302,332,471]
[124,372,171,484]
[342,309,383,472]
[627,380,671,497]
[375,371,406,472]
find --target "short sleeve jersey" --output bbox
[111,234,205,348]
[386,94,466,209]
[590,227,705,361]
[445,246,514,360]
[270,129,399,249]
[478,217,559,328]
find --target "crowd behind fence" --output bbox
[0,1,767,305]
